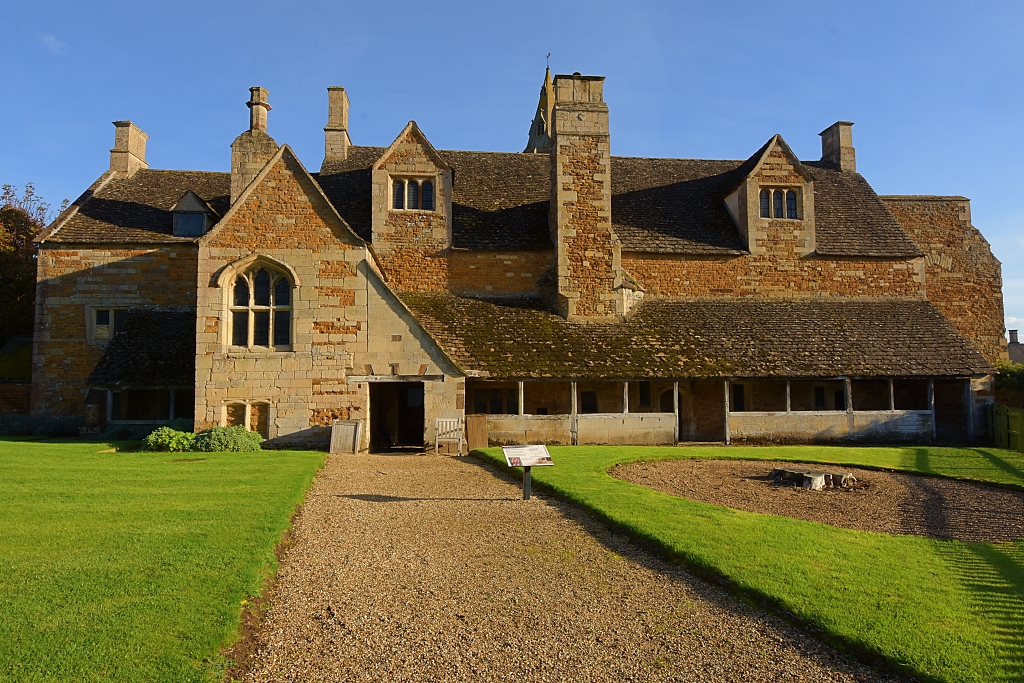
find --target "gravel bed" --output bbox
[611,459,1024,543]
[240,454,907,682]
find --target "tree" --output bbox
[0,184,67,346]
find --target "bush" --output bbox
[192,425,262,452]
[0,414,82,437]
[142,426,196,452]
[99,423,160,441]
[996,361,1024,392]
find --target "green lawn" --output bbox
[0,438,325,683]
[476,444,1024,683]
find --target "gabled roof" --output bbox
[373,121,450,171]
[87,307,195,388]
[170,190,218,216]
[399,292,992,379]
[40,170,230,244]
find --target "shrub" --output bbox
[99,423,160,441]
[996,361,1024,392]
[142,426,196,452]
[0,414,82,437]
[192,425,262,452]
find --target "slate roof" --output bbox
[45,144,921,258]
[87,308,196,387]
[399,292,992,380]
[42,170,230,243]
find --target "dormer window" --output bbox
[759,188,800,219]
[171,190,215,237]
[391,178,435,211]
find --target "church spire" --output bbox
[523,66,554,153]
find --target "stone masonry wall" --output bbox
[882,197,1006,364]
[32,245,198,416]
[197,150,462,447]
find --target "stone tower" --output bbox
[550,73,632,320]
[524,67,555,154]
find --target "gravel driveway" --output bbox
[240,454,906,682]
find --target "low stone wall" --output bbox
[577,413,675,445]
[729,410,932,443]
[486,415,572,445]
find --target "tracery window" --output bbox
[229,266,292,349]
[391,178,436,211]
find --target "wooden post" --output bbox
[622,381,629,414]
[928,378,936,440]
[518,381,524,415]
[723,380,731,445]
[845,378,854,436]
[888,378,895,411]
[964,379,975,442]
[785,380,791,412]
[673,380,679,444]
[106,389,114,423]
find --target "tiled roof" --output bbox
[44,170,230,243]
[399,292,992,379]
[87,308,196,387]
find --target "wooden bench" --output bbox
[435,418,465,455]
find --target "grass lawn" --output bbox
[0,438,325,683]
[476,444,1024,683]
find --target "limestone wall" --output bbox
[729,410,932,442]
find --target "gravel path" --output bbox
[240,454,907,682]
[611,459,1024,543]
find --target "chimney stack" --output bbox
[1011,330,1019,344]
[109,121,149,175]
[819,121,856,172]
[247,87,271,132]
[324,86,351,163]
[230,86,279,203]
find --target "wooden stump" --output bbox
[769,466,857,491]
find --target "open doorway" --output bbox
[370,382,425,452]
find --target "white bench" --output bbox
[435,418,465,455]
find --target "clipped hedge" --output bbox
[191,425,263,452]
[0,414,82,437]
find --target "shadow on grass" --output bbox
[938,541,1024,681]
[913,447,937,475]
[336,493,518,503]
[972,449,1024,482]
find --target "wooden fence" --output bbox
[992,404,1023,452]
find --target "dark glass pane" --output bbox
[232,311,249,346]
[773,190,784,218]
[274,310,290,346]
[254,269,271,306]
[407,181,419,210]
[113,309,127,333]
[234,277,249,306]
[274,278,290,306]
[759,190,770,218]
[421,181,434,211]
[254,311,270,346]
[393,180,404,209]
[95,309,110,325]
[473,390,487,414]
[786,191,797,219]
[489,388,503,414]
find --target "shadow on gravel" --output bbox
[337,493,518,503]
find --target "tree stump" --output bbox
[769,466,857,491]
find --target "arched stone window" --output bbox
[772,190,784,218]
[391,178,437,212]
[786,190,798,219]
[759,189,770,218]
[229,266,292,349]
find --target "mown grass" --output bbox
[0,438,325,683]
[476,444,1024,682]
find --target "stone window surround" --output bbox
[390,175,438,212]
[228,266,293,351]
[759,187,802,220]
[221,399,272,436]
[86,305,129,344]
[214,254,303,353]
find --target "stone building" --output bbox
[32,71,1007,447]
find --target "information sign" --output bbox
[502,444,553,467]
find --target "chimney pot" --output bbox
[324,86,351,163]
[109,121,149,175]
[819,121,856,172]
[247,87,271,132]
[1011,330,1019,344]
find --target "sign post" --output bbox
[502,445,553,500]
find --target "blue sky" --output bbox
[2,0,1021,332]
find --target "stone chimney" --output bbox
[109,121,149,176]
[819,121,856,172]
[324,86,351,163]
[550,73,629,320]
[230,87,280,203]
[1011,330,1019,344]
